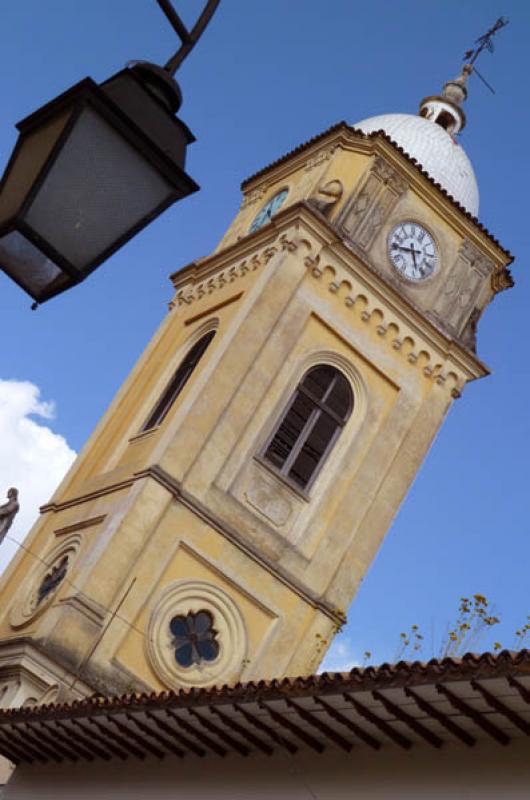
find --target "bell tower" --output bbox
[0,66,513,705]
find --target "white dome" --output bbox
[355,113,479,216]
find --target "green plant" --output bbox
[514,616,530,650]
[390,595,503,662]
[440,595,500,658]
[394,624,424,661]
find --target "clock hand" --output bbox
[392,244,413,253]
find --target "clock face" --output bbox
[249,189,289,233]
[388,222,438,282]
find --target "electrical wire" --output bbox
[4,533,157,698]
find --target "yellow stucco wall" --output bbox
[0,126,511,704]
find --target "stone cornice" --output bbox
[169,221,286,292]
[136,466,345,627]
[40,477,135,513]
[321,221,490,384]
[239,123,513,267]
[38,465,345,629]
[54,515,107,537]
[168,203,489,386]
[241,121,352,190]
[368,137,511,273]
[0,638,93,697]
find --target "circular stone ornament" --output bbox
[146,580,247,688]
[9,535,80,629]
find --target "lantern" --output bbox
[0,62,198,303]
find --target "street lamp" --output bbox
[0,0,219,305]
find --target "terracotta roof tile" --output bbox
[1,648,529,720]
[2,650,530,764]
[241,122,350,189]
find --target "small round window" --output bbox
[37,555,69,606]
[169,610,219,668]
[146,580,248,688]
[249,188,289,233]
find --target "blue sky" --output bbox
[0,0,529,670]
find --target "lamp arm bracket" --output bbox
[155,0,220,75]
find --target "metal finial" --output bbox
[462,17,509,94]
[463,17,509,66]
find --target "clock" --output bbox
[249,188,289,233]
[388,221,438,282]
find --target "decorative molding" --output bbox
[305,260,465,395]
[146,579,247,689]
[54,515,106,537]
[41,476,135,514]
[371,155,409,194]
[308,179,344,218]
[183,292,243,326]
[245,471,293,528]
[0,639,92,707]
[304,145,338,172]
[140,466,345,627]
[459,306,483,353]
[167,202,494,380]
[9,535,82,630]
[336,155,408,251]
[491,267,514,294]
[170,235,310,310]
[39,463,345,628]
[172,251,269,308]
[240,184,269,210]
[59,593,107,627]
[432,239,494,337]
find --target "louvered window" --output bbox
[142,330,216,432]
[263,365,353,491]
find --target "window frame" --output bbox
[140,329,216,434]
[258,365,353,496]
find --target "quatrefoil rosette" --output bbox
[146,580,247,688]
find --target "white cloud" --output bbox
[319,636,360,673]
[0,380,76,572]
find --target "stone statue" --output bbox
[0,488,19,545]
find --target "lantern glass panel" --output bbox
[0,230,69,296]
[24,106,175,271]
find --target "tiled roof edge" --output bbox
[240,121,350,190]
[2,648,529,722]
[240,122,513,264]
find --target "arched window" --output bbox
[262,365,353,491]
[142,330,216,432]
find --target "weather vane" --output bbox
[463,16,509,94]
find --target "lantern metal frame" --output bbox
[0,75,199,303]
[0,0,220,304]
